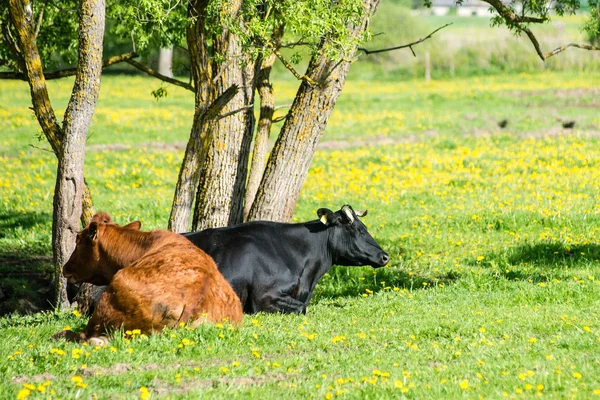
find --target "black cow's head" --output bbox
[317,205,390,268]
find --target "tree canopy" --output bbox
[2,0,597,77]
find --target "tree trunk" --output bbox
[168,0,215,233]
[188,0,257,231]
[192,53,256,230]
[248,0,381,222]
[7,0,96,229]
[52,0,105,307]
[243,24,284,221]
[7,0,100,307]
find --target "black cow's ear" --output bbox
[123,221,142,230]
[317,208,336,226]
[88,222,99,244]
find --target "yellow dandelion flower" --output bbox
[17,388,31,400]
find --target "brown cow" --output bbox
[54,213,243,345]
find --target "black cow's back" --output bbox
[183,221,325,313]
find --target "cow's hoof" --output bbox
[88,336,109,346]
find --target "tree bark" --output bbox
[243,24,284,221]
[52,0,105,307]
[168,0,214,233]
[248,0,381,222]
[191,40,257,230]
[169,0,257,232]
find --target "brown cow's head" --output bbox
[62,213,141,285]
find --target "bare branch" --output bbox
[125,59,194,92]
[2,22,25,71]
[0,52,138,80]
[264,41,317,86]
[358,23,452,56]
[272,114,288,123]
[217,104,253,120]
[544,43,600,59]
[29,143,53,153]
[274,103,292,110]
[34,0,47,39]
[280,38,311,48]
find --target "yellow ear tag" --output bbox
[320,215,328,225]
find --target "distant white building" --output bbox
[431,0,456,15]
[430,0,495,17]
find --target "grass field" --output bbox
[1,70,600,398]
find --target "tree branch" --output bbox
[264,41,317,86]
[544,42,600,59]
[481,0,548,24]
[523,28,545,61]
[280,37,310,48]
[217,104,253,120]
[34,0,47,39]
[522,28,600,61]
[358,23,452,56]
[272,114,288,123]
[479,0,552,62]
[0,52,138,80]
[205,84,240,119]
[2,21,25,71]
[125,59,194,92]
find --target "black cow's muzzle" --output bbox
[371,252,390,268]
[381,253,390,265]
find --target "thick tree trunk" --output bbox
[188,0,257,231]
[169,86,239,232]
[248,0,380,222]
[192,53,256,230]
[52,0,105,307]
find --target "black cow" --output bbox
[183,205,389,314]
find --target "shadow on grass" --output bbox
[506,242,600,267]
[0,211,53,316]
[0,211,51,238]
[0,249,54,316]
[480,241,600,284]
[313,266,460,303]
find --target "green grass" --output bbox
[1,71,600,398]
